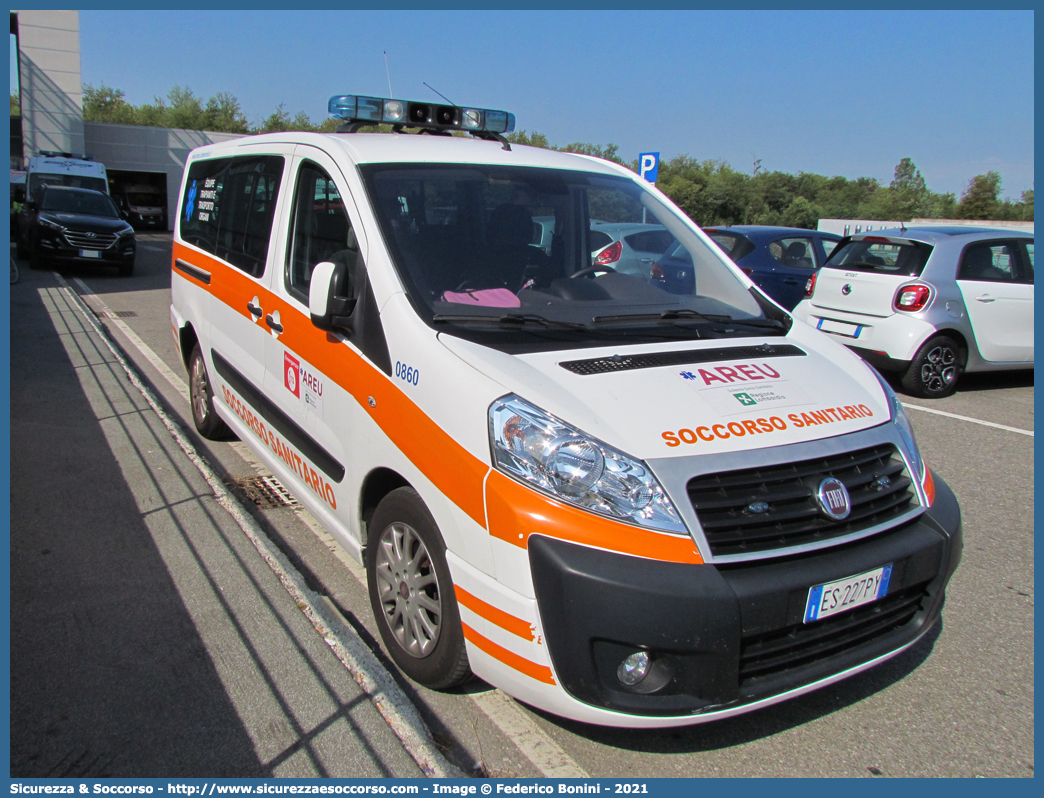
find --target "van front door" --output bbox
[261,148,369,548]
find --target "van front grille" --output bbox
[688,444,916,557]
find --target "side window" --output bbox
[771,238,815,268]
[286,161,358,302]
[821,239,839,259]
[179,155,284,277]
[958,242,1023,283]
[1023,242,1034,283]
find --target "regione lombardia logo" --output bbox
[284,352,300,397]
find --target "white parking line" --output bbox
[66,274,585,780]
[901,401,1033,437]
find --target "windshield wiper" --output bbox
[591,309,731,325]
[590,309,784,334]
[432,313,588,330]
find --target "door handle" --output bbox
[246,300,263,317]
[265,314,284,333]
[975,295,996,303]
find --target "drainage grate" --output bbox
[229,475,302,509]
[92,310,138,319]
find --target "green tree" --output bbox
[82,84,137,125]
[203,92,249,134]
[10,92,20,116]
[781,196,819,229]
[956,171,1002,220]
[889,157,929,220]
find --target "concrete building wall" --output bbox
[84,122,246,230]
[819,218,1033,236]
[15,10,84,163]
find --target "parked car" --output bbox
[793,226,1034,398]
[697,226,842,310]
[588,221,677,278]
[17,185,136,276]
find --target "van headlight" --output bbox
[873,370,925,481]
[489,395,687,535]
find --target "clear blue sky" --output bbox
[14,9,1035,200]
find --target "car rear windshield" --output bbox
[704,230,755,261]
[823,237,933,277]
[41,190,119,218]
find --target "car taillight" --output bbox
[740,267,754,276]
[595,241,622,265]
[804,273,817,297]
[894,284,931,312]
[649,262,664,280]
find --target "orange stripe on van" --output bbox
[485,469,703,564]
[455,586,536,641]
[171,243,489,526]
[461,622,554,684]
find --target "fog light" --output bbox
[617,651,651,686]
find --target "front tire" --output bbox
[188,343,233,439]
[367,487,471,690]
[901,335,963,398]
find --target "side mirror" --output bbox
[309,260,357,333]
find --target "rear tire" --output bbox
[901,335,963,398]
[367,487,472,690]
[188,344,233,440]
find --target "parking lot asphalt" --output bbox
[8,268,424,777]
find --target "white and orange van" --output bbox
[170,95,962,727]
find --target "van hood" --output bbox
[438,324,890,460]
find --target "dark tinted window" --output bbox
[705,231,755,261]
[286,161,358,301]
[30,173,108,199]
[958,241,1031,284]
[180,155,285,277]
[588,230,613,250]
[40,189,119,218]
[824,238,932,277]
[624,229,675,254]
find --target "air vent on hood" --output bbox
[559,344,806,376]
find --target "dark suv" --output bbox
[18,185,136,276]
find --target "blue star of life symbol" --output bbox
[185,180,197,222]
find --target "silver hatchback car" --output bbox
[793,226,1034,398]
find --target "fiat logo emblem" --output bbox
[816,477,851,520]
[841,284,852,295]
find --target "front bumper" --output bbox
[530,474,961,718]
[39,238,135,267]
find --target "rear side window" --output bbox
[958,241,1032,284]
[768,237,815,269]
[821,238,840,258]
[824,238,932,277]
[705,231,755,261]
[624,229,675,254]
[180,155,285,277]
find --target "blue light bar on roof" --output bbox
[328,95,515,135]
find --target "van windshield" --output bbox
[360,163,783,349]
[29,173,108,200]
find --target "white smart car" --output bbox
[794,226,1034,398]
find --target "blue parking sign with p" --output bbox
[639,152,659,183]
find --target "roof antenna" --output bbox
[383,51,393,98]
[423,82,455,106]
